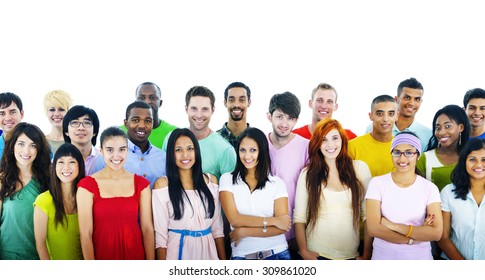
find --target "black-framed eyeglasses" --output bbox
[69,120,93,128]
[391,150,418,158]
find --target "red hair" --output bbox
[305,119,364,230]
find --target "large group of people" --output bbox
[0,78,484,260]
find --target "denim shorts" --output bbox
[231,249,291,260]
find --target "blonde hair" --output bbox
[43,89,73,115]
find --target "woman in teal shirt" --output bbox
[0,123,51,259]
[34,143,85,259]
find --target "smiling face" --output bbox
[186,96,214,133]
[14,133,37,168]
[47,106,67,128]
[465,148,485,181]
[310,89,338,122]
[434,113,464,150]
[396,87,423,119]
[101,136,128,171]
[225,87,250,122]
[465,98,485,132]
[239,137,259,171]
[320,128,342,161]
[125,107,153,147]
[0,102,24,134]
[370,101,397,135]
[55,156,80,184]
[174,135,196,170]
[391,143,419,173]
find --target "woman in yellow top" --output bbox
[34,143,85,259]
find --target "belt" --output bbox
[169,227,211,260]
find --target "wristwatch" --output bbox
[407,238,414,245]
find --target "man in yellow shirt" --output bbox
[349,95,397,177]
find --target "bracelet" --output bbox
[405,225,413,238]
[262,217,268,233]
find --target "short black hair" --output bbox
[463,88,485,108]
[268,91,301,119]
[136,82,161,97]
[224,82,251,101]
[397,77,423,97]
[125,100,152,120]
[62,105,100,146]
[371,94,396,111]
[0,92,23,111]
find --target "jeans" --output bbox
[231,249,291,260]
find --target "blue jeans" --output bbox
[231,249,291,260]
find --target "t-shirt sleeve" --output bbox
[77,176,97,194]
[273,176,288,200]
[365,176,383,201]
[219,146,237,175]
[33,191,50,214]
[218,173,234,193]
[293,169,308,224]
[426,180,441,205]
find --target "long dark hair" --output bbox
[166,128,215,220]
[50,143,85,229]
[305,119,363,230]
[450,138,485,200]
[232,127,272,190]
[426,104,470,153]
[0,123,51,200]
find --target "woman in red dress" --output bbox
[77,126,155,260]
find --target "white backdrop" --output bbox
[1,0,484,144]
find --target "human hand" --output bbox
[229,228,245,247]
[299,249,319,260]
[422,213,435,226]
[272,215,292,232]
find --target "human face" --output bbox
[66,114,95,146]
[396,87,423,118]
[391,143,419,173]
[267,109,298,139]
[0,103,24,134]
[186,96,214,133]
[224,87,250,121]
[239,137,259,171]
[465,98,485,131]
[124,107,153,147]
[310,89,338,122]
[320,128,342,160]
[174,135,195,170]
[14,133,37,168]
[434,114,464,149]
[370,102,397,135]
[55,156,80,184]
[465,148,485,181]
[47,106,67,128]
[101,136,128,171]
[136,84,162,117]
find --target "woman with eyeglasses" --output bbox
[366,131,443,259]
[438,138,485,260]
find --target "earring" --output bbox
[437,141,441,148]
[459,132,462,146]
